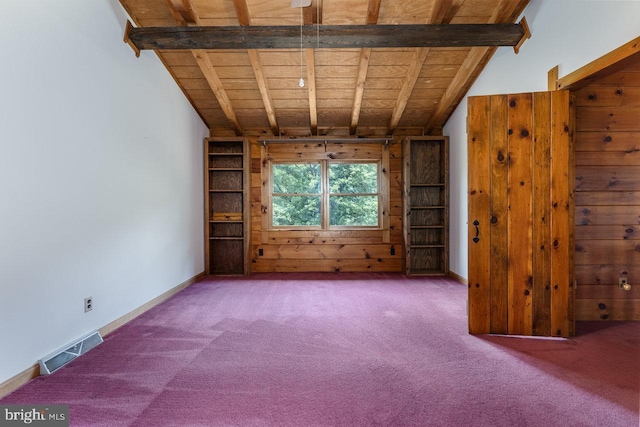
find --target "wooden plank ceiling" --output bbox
[120,0,529,137]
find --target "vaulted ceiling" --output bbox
[119,0,530,138]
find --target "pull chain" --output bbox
[299,5,305,88]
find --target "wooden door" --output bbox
[467,91,574,337]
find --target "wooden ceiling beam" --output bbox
[163,0,244,135]
[232,0,251,26]
[387,47,430,135]
[248,50,279,136]
[442,0,464,25]
[424,0,529,134]
[193,50,243,135]
[350,48,371,135]
[126,23,527,50]
[387,0,452,135]
[366,0,381,24]
[165,0,197,26]
[430,0,454,25]
[349,0,380,135]
[234,0,280,136]
[305,48,318,135]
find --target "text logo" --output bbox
[0,405,68,427]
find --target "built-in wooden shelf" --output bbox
[403,136,449,276]
[204,138,250,276]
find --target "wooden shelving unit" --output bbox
[204,138,250,275]
[403,136,449,275]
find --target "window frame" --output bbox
[269,159,382,230]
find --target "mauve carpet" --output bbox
[2,273,639,426]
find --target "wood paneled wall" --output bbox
[249,137,404,273]
[574,62,640,320]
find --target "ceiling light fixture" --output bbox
[298,2,305,88]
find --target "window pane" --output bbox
[329,163,378,194]
[330,196,378,226]
[272,196,321,226]
[272,163,321,194]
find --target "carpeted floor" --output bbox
[2,273,639,426]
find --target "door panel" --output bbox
[468,91,574,337]
[489,95,509,334]
[506,93,534,335]
[467,96,492,335]
[532,92,552,336]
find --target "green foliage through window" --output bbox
[271,161,379,228]
[330,196,378,226]
[272,196,321,226]
[272,163,321,194]
[329,163,378,194]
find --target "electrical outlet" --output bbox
[619,278,631,291]
[84,297,93,313]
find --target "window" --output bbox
[271,163,322,227]
[271,161,380,228]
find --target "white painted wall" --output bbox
[444,0,640,280]
[0,0,208,384]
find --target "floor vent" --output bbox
[38,330,103,375]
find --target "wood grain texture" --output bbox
[575,264,640,285]
[575,224,639,240]
[121,0,531,138]
[205,138,249,275]
[575,205,640,225]
[251,137,401,273]
[575,298,640,320]
[468,90,571,337]
[404,137,449,275]
[575,240,640,265]
[549,90,572,337]
[576,107,640,131]
[127,24,527,50]
[532,92,552,336]
[489,95,508,334]
[557,35,640,91]
[507,93,533,335]
[574,166,640,191]
[576,284,640,299]
[467,96,491,334]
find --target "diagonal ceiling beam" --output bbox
[349,0,380,135]
[165,0,243,135]
[442,0,464,25]
[247,50,279,135]
[193,49,243,135]
[166,1,243,135]
[165,0,197,25]
[387,0,453,135]
[234,0,280,136]
[305,48,318,135]
[366,0,381,24]
[232,0,251,26]
[350,48,372,135]
[126,23,528,50]
[424,0,530,134]
[387,48,431,135]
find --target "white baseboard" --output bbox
[0,272,205,399]
[448,270,468,285]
